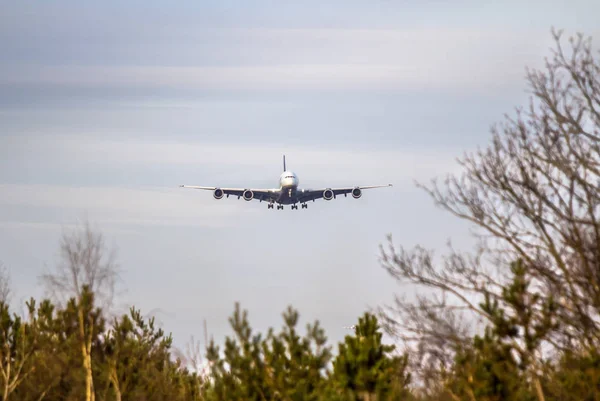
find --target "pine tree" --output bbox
[263,306,331,401]
[445,260,559,401]
[100,306,192,401]
[57,286,106,401]
[204,303,332,401]
[205,303,272,401]
[18,298,76,401]
[541,348,600,401]
[329,312,411,401]
[0,299,40,400]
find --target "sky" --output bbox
[1,0,599,355]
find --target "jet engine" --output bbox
[213,188,224,199]
[243,189,254,201]
[352,187,362,199]
[323,189,334,200]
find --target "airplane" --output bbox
[179,155,392,210]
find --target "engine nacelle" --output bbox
[243,189,254,201]
[323,188,334,201]
[213,188,224,199]
[352,187,362,199]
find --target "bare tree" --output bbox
[40,220,120,401]
[378,28,600,395]
[176,319,212,399]
[184,321,209,376]
[40,220,119,310]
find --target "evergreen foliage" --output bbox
[204,303,332,401]
[329,313,411,401]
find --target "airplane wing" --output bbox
[179,185,280,202]
[296,184,392,203]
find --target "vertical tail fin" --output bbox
[283,155,286,171]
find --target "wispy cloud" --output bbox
[3,134,464,186]
[0,184,259,229]
[1,27,557,94]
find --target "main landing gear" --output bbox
[267,203,307,210]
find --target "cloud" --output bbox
[0,27,557,94]
[3,134,465,186]
[0,64,494,92]
[0,184,259,229]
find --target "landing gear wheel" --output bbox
[292,204,298,210]
[277,205,283,210]
[301,203,307,209]
[268,203,274,209]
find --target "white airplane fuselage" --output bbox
[277,170,301,204]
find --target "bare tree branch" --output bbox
[378,29,600,390]
[39,220,120,312]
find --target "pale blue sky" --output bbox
[1,1,598,353]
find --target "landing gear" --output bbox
[269,203,306,210]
